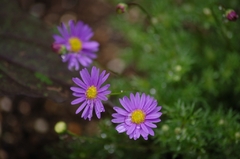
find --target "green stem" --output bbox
[110,90,124,96]
[210,7,233,52]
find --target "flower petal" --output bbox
[83,41,99,51]
[116,124,127,133]
[140,123,149,134]
[80,68,91,86]
[113,107,129,116]
[91,66,99,86]
[81,103,90,119]
[126,124,136,135]
[70,87,85,93]
[112,117,125,123]
[98,84,110,93]
[71,97,85,105]
[75,101,87,114]
[145,112,162,119]
[144,121,157,128]
[72,77,87,89]
[119,96,131,112]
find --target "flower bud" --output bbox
[54,121,67,134]
[116,3,128,14]
[51,43,67,55]
[226,9,238,21]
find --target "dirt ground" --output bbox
[0,0,126,158]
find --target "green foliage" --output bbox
[34,72,53,85]
[48,0,240,158]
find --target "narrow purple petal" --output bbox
[94,104,101,119]
[77,55,92,67]
[75,101,87,114]
[95,100,105,119]
[139,93,146,109]
[98,72,110,86]
[87,102,94,120]
[148,128,155,136]
[98,73,110,85]
[133,130,140,140]
[139,129,148,138]
[69,20,77,36]
[130,93,137,110]
[142,95,154,111]
[135,92,141,109]
[57,24,69,39]
[98,92,111,100]
[72,77,87,89]
[77,23,93,40]
[70,87,85,93]
[72,92,85,97]
[145,102,157,114]
[146,118,161,123]
[81,50,97,58]
[81,103,90,118]
[71,97,85,105]
[145,112,162,119]
[126,124,136,135]
[144,122,157,128]
[100,90,111,95]
[113,107,129,116]
[119,97,131,112]
[116,124,127,133]
[80,68,91,86]
[112,117,125,123]
[97,93,108,101]
[112,113,124,118]
[82,41,99,51]
[53,35,66,43]
[140,123,149,134]
[91,66,99,86]
[147,106,161,115]
[98,84,110,93]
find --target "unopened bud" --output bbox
[226,9,238,21]
[51,43,67,55]
[116,3,128,14]
[235,132,240,139]
[174,127,181,134]
[54,121,67,134]
[161,124,169,132]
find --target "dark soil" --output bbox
[0,0,125,158]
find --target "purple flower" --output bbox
[53,20,99,71]
[112,93,162,140]
[226,10,238,21]
[70,66,111,120]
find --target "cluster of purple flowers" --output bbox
[52,20,162,140]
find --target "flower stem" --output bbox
[210,6,233,52]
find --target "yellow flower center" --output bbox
[131,109,145,124]
[69,37,82,52]
[86,86,97,99]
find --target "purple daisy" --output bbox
[53,20,99,71]
[70,66,111,120]
[112,93,162,140]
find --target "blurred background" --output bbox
[0,0,121,158]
